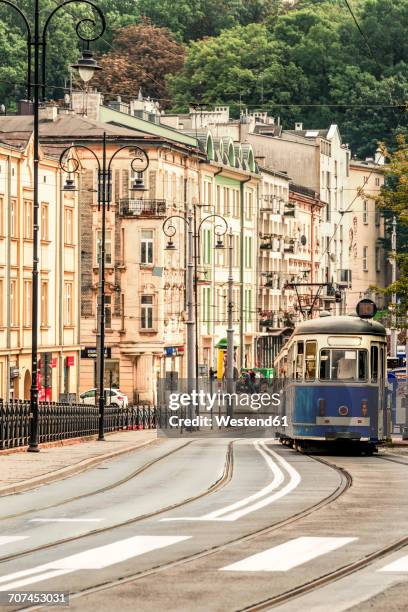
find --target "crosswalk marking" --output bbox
[220,537,357,572]
[379,555,408,572]
[0,536,29,547]
[0,535,190,591]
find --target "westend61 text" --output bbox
[168,415,288,428]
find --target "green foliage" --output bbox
[376,137,408,314]
[168,0,408,156]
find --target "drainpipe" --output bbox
[239,176,251,370]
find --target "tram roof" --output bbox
[293,315,386,337]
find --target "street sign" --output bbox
[81,347,112,359]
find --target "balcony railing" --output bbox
[119,198,166,218]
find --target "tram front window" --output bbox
[319,349,368,381]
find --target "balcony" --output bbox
[119,198,166,218]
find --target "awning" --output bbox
[215,337,240,349]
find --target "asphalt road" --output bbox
[0,439,407,612]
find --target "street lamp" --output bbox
[0,0,106,452]
[163,212,195,401]
[60,134,149,441]
[163,213,234,413]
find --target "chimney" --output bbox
[295,122,303,131]
[17,100,34,115]
[374,147,385,165]
[39,104,58,122]
[71,90,103,121]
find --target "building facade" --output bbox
[0,132,80,401]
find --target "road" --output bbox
[0,438,407,611]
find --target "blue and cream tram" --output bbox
[274,312,388,452]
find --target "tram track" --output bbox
[21,447,352,612]
[0,440,192,522]
[0,440,234,567]
[239,533,408,611]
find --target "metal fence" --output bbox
[0,401,156,450]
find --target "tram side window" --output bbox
[358,351,368,381]
[287,345,294,378]
[296,341,304,379]
[305,341,317,380]
[320,349,331,380]
[371,345,378,383]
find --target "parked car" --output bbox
[79,388,129,408]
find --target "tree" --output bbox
[375,136,408,317]
[138,0,282,42]
[93,21,185,104]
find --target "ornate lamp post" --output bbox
[0,0,106,452]
[60,135,149,441]
[163,213,232,412]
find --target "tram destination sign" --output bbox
[356,298,377,319]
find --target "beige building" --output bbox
[346,157,386,312]
[0,130,80,401]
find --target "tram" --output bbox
[274,307,388,453]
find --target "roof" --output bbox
[100,106,198,147]
[284,129,330,139]
[293,315,386,337]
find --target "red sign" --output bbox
[51,358,57,368]
[66,356,75,367]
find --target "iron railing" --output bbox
[119,198,166,217]
[0,401,156,450]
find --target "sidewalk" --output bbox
[0,430,157,496]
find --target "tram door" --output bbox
[371,344,385,438]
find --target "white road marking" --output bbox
[379,555,408,572]
[220,536,357,572]
[29,518,104,523]
[0,536,29,546]
[162,440,301,522]
[0,535,190,591]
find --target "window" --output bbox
[24,200,32,239]
[375,207,380,226]
[141,295,153,329]
[375,177,380,186]
[104,294,112,328]
[375,247,381,272]
[64,207,73,244]
[233,190,239,217]
[0,197,3,235]
[216,185,221,213]
[371,345,379,383]
[10,199,17,238]
[10,280,18,326]
[223,187,230,215]
[0,279,3,326]
[64,282,73,325]
[363,246,368,271]
[244,289,252,324]
[319,349,367,381]
[96,230,112,265]
[363,200,368,224]
[201,286,211,333]
[24,280,32,326]
[245,236,252,268]
[305,341,317,380]
[41,282,48,326]
[296,341,304,379]
[41,203,49,240]
[202,228,212,265]
[140,230,153,264]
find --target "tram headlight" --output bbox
[361,399,368,417]
[318,398,326,417]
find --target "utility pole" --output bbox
[226,228,234,417]
[390,215,397,359]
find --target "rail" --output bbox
[119,198,166,217]
[0,400,156,450]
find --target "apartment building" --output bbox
[346,155,386,312]
[0,129,80,401]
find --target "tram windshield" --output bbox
[319,349,367,381]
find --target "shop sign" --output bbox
[81,347,112,359]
